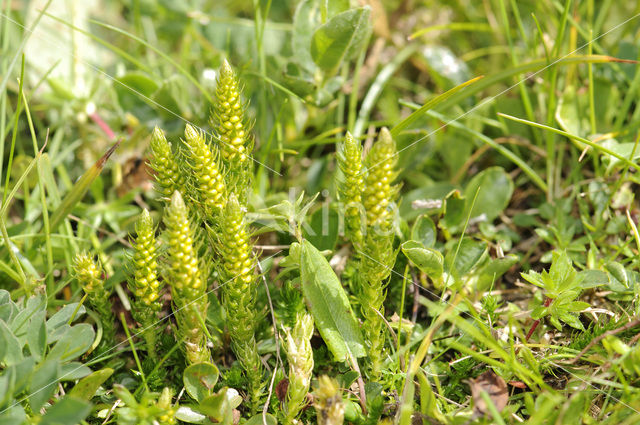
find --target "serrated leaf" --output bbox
[401,240,443,278]
[183,362,219,403]
[300,240,366,361]
[310,7,371,74]
[531,306,548,319]
[559,313,584,330]
[68,368,113,400]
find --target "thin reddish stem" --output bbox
[525,297,552,342]
[89,112,116,140]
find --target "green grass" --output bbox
[1,0,640,424]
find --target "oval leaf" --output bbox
[310,7,371,73]
[300,240,366,361]
[444,238,487,280]
[47,323,95,361]
[401,241,443,278]
[411,215,437,248]
[464,167,513,222]
[68,368,114,401]
[245,413,278,425]
[183,362,220,403]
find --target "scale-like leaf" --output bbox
[300,240,366,361]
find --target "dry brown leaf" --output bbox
[467,370,508,418]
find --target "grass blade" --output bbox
[49,140,121,230]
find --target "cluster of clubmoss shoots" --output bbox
[183,124,226,215]
[73,252,115,349]
[163,191,209,365]
[358,127,400,380]
[210,59,254,201]
[282,312,314,425]
[314,376,344,425]
[148,127,186,200]
[129,209,162,360]
[336,132,365,248]
[218,194,262,413]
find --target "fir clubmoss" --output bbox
[314,376,344,425]
[283,312,314,425]
[358,127,400,380]
[211,60,254,200]
[148,127,186,199]
[363,127,399,230]
[218,193,262,413]
[183,124,227,214]
[129,209,162,360]
[337,131,365,247]
[74,252,116,349]
[163,191,209,365]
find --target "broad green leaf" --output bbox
[401,241,443,278]
[293,0,322,72]
[197,389,232,425]
[47,323,94,361]
[464,167,513,222]
[442,190,465,230]
[445,238,487,280]
[411,215,437,248]
[183,362,220,403]
[559,313,584,330]
[0,289,17,323]
[477,255,518,291]
[578,270,608,289]
[300,240,366,361]
[46,303,86,338]
[245,413,278,425]
[29,360,60,411]
[27,310,47,360]
[0,319,23,366]
[419,45,470,87]
[117,72,159,97]
[39,396,91,425]
[556,85,590,138]
[11,293,47,336]
[68,368,113,400]
[6,356,36,396]
[175,406,206,423]
[0,406,26,425]
[304,207,340,251]
[59,362,92,380]
[310,7,371,74]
